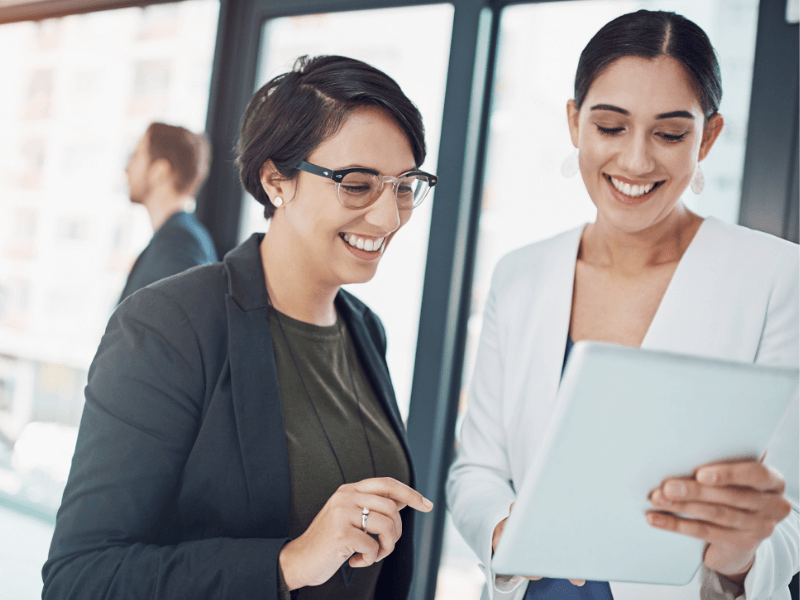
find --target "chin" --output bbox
[598,196,677,233]
[343,265,380,285]
[597,208,657,235]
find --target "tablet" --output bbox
[491,341,798,586]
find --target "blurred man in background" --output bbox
[119,122,218,304]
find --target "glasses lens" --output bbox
[338,171,380,208]
[396,175,431,209]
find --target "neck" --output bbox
[581,203,703,275]
[259,221,339,327]
[144,189,194,231]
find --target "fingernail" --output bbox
[664,481,687,499]
[651,490,668,505]
[422,497,433,509]
[648,513,666,527]
[697,469,718,484]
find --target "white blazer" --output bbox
[446,217,799,600]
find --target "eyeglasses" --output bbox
[296,161,438,210]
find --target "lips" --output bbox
[604,174,664,205]
[340,232,386,253]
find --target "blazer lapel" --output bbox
[641,218,753,361]
[335,292,415,486]
[508,226,584,483]
[224,235,290,536]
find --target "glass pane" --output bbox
[0,3,220,597]
[239,5,453,421]
[436,1,760,598]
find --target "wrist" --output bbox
[720,554,755,586]
[279,540,303,591]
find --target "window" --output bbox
[0,3,220,596]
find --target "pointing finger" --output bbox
[354,477,433,512]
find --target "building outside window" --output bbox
[0,3,220,597]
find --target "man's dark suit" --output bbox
[43,234,416,600]
[118,210,218,304]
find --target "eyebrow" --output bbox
[590,104,695,120]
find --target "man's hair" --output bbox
[145,122,212,196]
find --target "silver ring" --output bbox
[361,507,369,531]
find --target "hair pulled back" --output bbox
[237,55,426,218]
[575,10,722,119]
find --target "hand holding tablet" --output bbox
[648,458,792,583]
[491,342,798,585]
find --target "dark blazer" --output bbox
[118,210,218,304]
[43,234,416,600]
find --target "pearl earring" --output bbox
[690,166,704,194]
[561,150,579,178]
[273,196,284,207]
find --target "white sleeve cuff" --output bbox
[494,574,526,594]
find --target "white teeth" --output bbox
[610,176,657,197]
[342,234,385,252]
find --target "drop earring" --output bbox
[273,196,284,207]
[690,166,704,194]
[561,150,579,178]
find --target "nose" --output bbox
[617,132,655,175]
[363,181,401,233]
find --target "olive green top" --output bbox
[269,308,411,600]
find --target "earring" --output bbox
[690,166,704,194]
[561,150,579,178]
[273,196,284,207]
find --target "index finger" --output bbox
[695,460,786,493]
[355,477,434,512]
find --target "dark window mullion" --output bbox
[405,2,499,598]
[738,0,799,239]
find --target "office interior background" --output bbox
[0,0,797,598]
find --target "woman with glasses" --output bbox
[43,55,436,600]
[447,10,797,600]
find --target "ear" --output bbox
[149,158,174,186]
[566,99,580,149]
[698,113,724,162]
[259,160,295,206]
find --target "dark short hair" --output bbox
[237,55,426,219]
[575,10,722,119]
[146,122,211,196]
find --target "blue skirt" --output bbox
[524,578,613,599]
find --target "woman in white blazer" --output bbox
[446,10,798,600]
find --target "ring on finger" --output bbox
[361,507,370,532]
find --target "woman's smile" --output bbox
[603,174,665,206]
[339,232,387,259]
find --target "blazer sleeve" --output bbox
[742,247,800,600]
[42,288,289,600]
[446,262,522,599]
